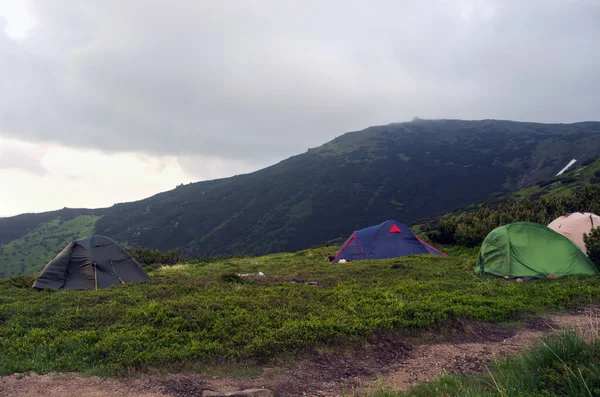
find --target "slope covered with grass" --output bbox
[413,156,600,230]
[417,155,600,247]
[96,119,600,258]
[0,215,101,278]
[1,247,599,377]
[3,120,600,275]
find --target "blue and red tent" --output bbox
[330,220,446,262]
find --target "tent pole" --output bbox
[94,262,98,291]
[111,259,126,284]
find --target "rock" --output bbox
[203,388,273,397]
[547,274,559,279]
[516,278,523,283]
[307,281,319,286]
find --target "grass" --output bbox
[1,247,600,377]
[0,215,100,277]
[371,329,600,397]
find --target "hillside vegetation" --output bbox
[2,119,600,276]
[426,181,600,247]
[428,155,600,215]
[2,246,600,377]
[96,119,600,257]
[0,215,101,278]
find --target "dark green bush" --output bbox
[127,247,181,268]
[584,227,600,270]
[220,272,244,283]
[196,254,249,263]
[8,275,36,289]
[428,184,600,246]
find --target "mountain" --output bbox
[2,119,600,277]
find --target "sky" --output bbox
[0,0,599,217]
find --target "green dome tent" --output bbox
[475,222,599,278]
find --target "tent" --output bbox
[33,235,150,290]
[330,220,446,262]
[475,222,599,278]
[548,212,600,254]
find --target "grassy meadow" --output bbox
[1,246,600,378]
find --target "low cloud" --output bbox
[0,0,599,216]
[0,137,46,176]
[0,137,252,217]
[0,0,598,164]
[0,150,46,176]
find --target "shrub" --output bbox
[126,247,181,268]
[584,227,600,270]
[8,275,36,289]
[428,184,600,246]
[219,272,244,283]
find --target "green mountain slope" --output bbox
[96,119,600,256]
[418,157,600,247]
[0,212,102,277]
[509,155,600,200]
[2,119,600,276]
[415,155,600,225]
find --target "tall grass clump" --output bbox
[375,330,600,397]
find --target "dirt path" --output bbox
[1,306,598,397]
[370,306,600,393]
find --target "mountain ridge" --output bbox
[2,118,600,276]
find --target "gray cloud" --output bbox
[1,0,599,166]
[0,150,46,176]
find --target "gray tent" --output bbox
[33,235,150,290]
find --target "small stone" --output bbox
[516,278,523,283]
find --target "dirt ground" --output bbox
[1,306,598,397]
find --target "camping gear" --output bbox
[33,235,150,290]
[475,222,599,278]
[548,212,600,254]
[330,220,446,262]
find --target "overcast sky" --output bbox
[1,0,599,217]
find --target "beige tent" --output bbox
[547,212,600,254]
